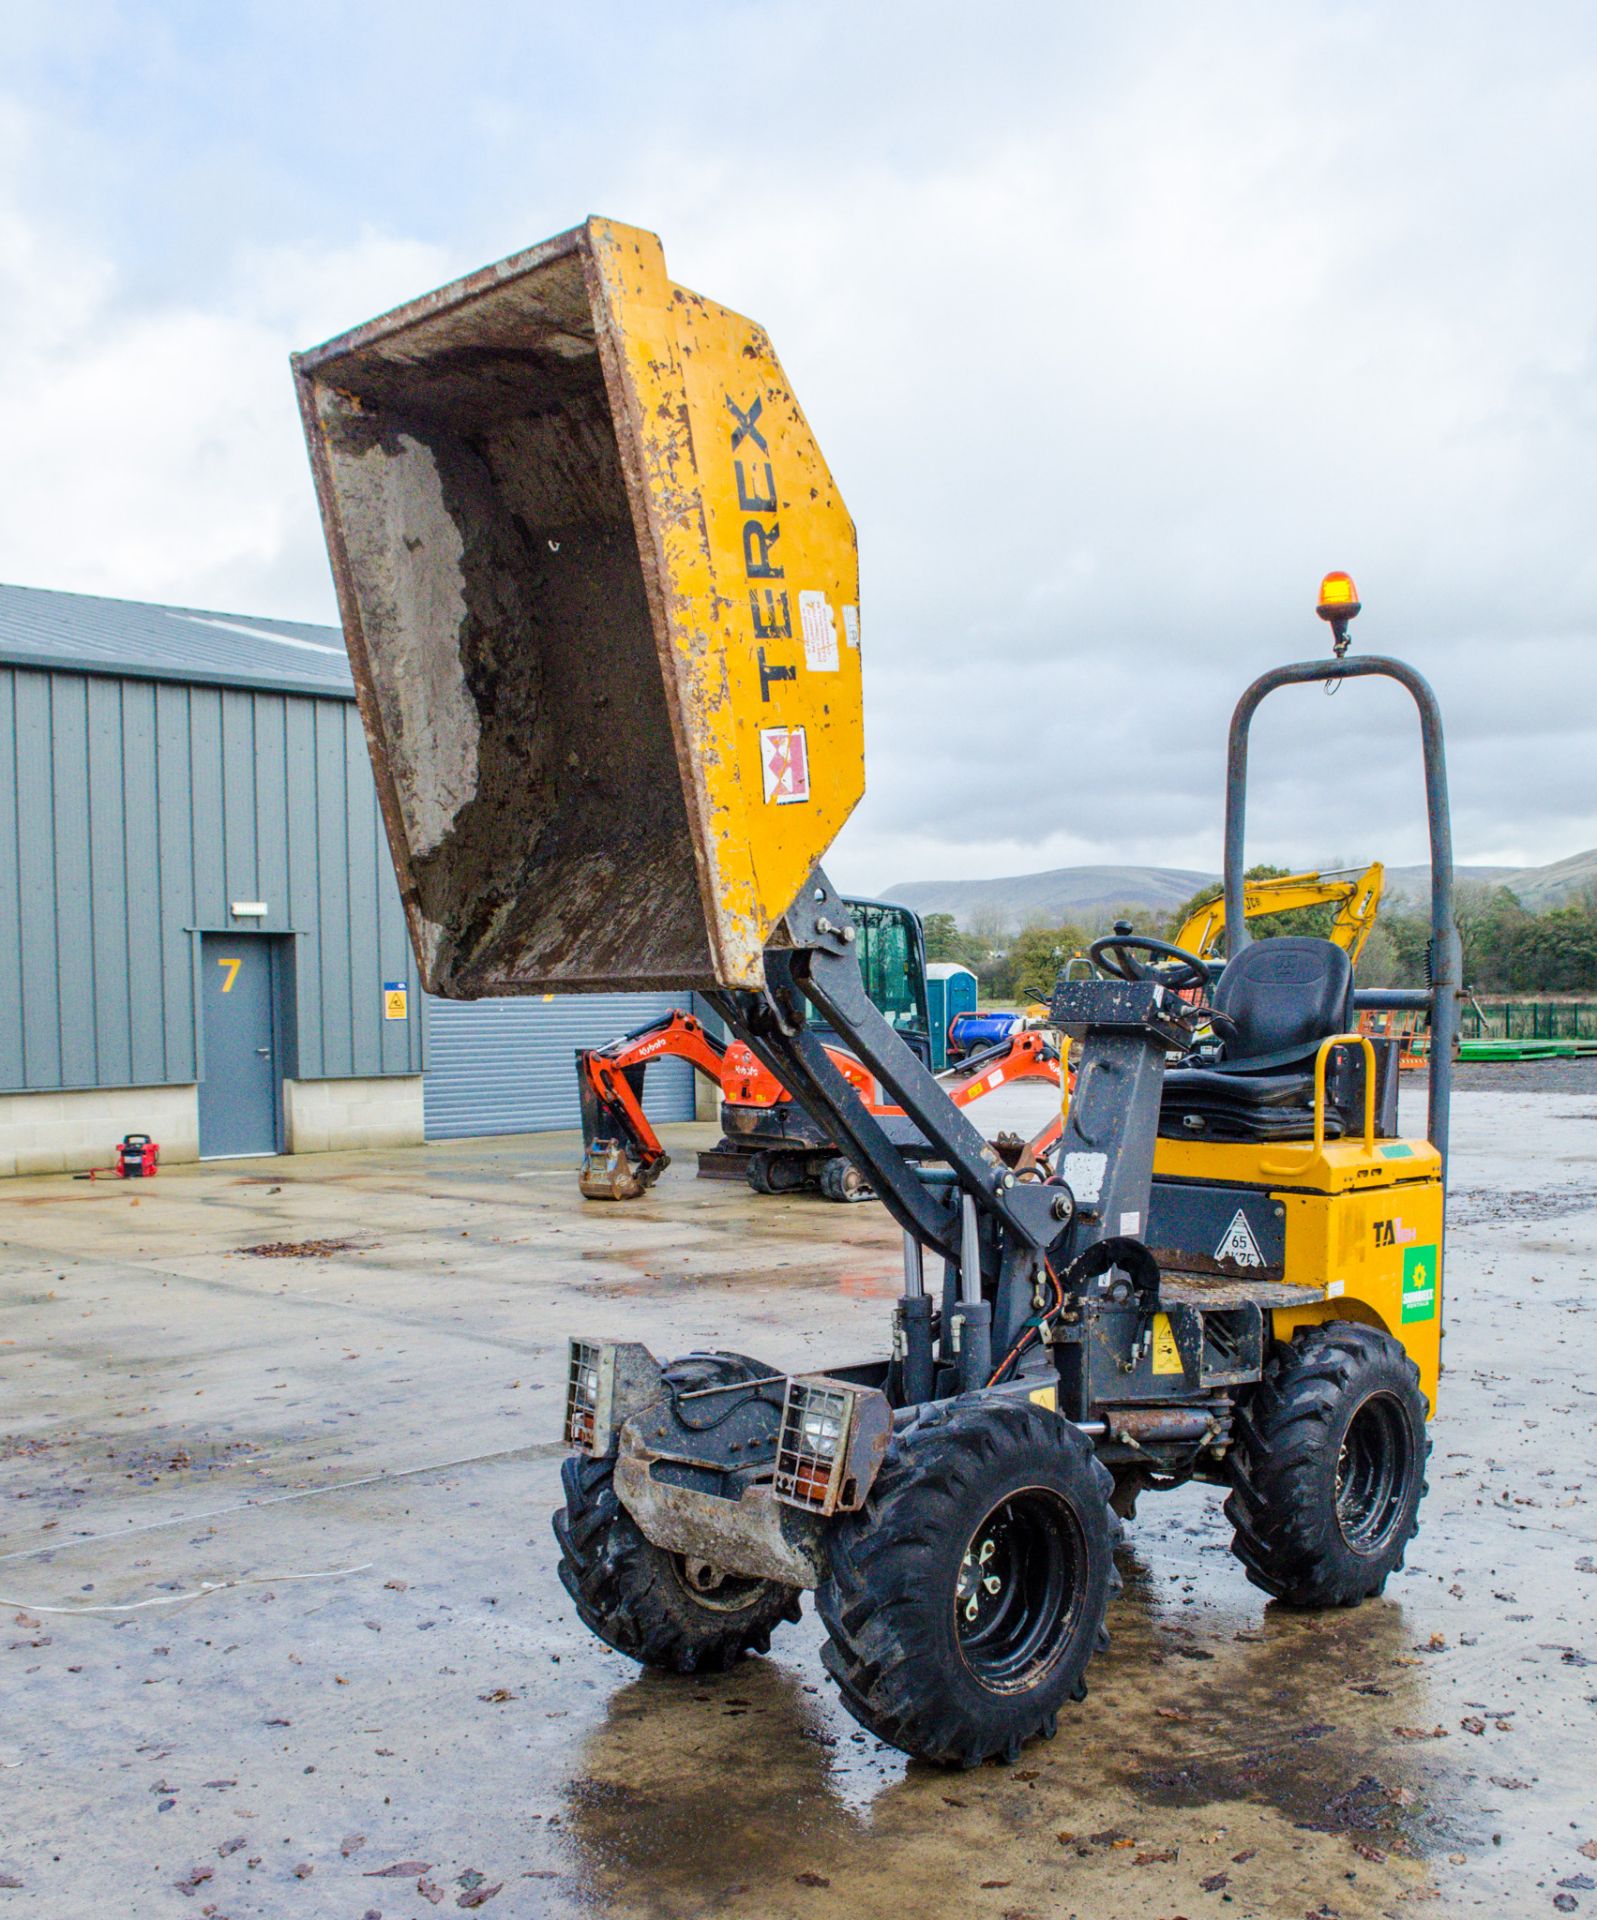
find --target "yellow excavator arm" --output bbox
[1174,862,1385,963]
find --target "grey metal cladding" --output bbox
[0,582,354,700]
[85,673,132,1086]
[377,793,413,1080]
[54,674,98,1086]
[14,669,62,1087]
[283,697,321,1071]
[154,679,198,1083]
[313,701,354,1077]
[345,708,383,1078]
[0,662,421,1094]
[0,669,22,1087]
[252,694,290,965]
[121,678,166,1086]
[423,993,695,1140]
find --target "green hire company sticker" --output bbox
[1401,1244,1439,1323]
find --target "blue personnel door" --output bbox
[198,935,281,1157]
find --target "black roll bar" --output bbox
[1222,655,1461,1166]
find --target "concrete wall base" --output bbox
[694,1071,721,1123]
[689,996,726,1123]
[0,1084,200,1177]
[1,1075,425,1175]
[282,1075,424,1154]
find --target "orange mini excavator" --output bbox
[578,899,1064,1202]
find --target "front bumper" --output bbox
[561,1338,892,1588]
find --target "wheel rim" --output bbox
[669,1554,766,1613]
[953,1487,1086,1693]
[1334,1391,1412,1554]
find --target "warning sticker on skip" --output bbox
[798,591,839,672]
[760,725,811,804]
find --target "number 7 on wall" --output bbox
[217,957,242,993]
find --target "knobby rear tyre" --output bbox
[1225,1320,1430,1609]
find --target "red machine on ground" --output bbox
[577,1007,1064,1201]
[576,899,1063,1202]
[71,1133,160,1181]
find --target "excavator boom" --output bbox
[578,1010,1064,1202]
[1174,862,1385,963]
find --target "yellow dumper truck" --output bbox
[293,218,1461,1767]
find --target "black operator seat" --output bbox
[1160,936,1364,1143]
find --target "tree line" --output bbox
[921,871,1597,1001]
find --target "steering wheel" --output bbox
[1088,931,1212,994]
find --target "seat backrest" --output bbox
[1212,936,1354,1069]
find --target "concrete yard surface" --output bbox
[1,1092,1595,1918]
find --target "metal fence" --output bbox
[1461,1001,1597,1040]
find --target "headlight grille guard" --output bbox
[773,1375,892,1516]
[562,1339,664,1456]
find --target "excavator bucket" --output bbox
[292,218,864,994]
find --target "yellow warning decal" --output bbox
[1028,1384,1058,1412]
[1152,1313,1183,1375]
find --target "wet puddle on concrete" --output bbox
[551,1522,1492,1919]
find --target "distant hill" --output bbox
[1383,852,1597,910]
[883,865,1213,933]
[1499,849,1597,909]
[886,849,1597,933]
[1379,864,1517,904]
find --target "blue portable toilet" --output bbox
[926,962,979,1071]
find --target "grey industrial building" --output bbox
[0,583,692,1176]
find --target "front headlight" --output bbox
[797,1401,846,1457]
[565,1340,603,1450]
[775,1377,889,1515]
[561,1339,664,1455]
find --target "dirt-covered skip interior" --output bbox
[303,245,711,995]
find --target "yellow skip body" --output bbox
[294,217,863,995]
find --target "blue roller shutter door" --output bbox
[423,992,695,1140]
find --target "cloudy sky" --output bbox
[2,1,1594,896]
